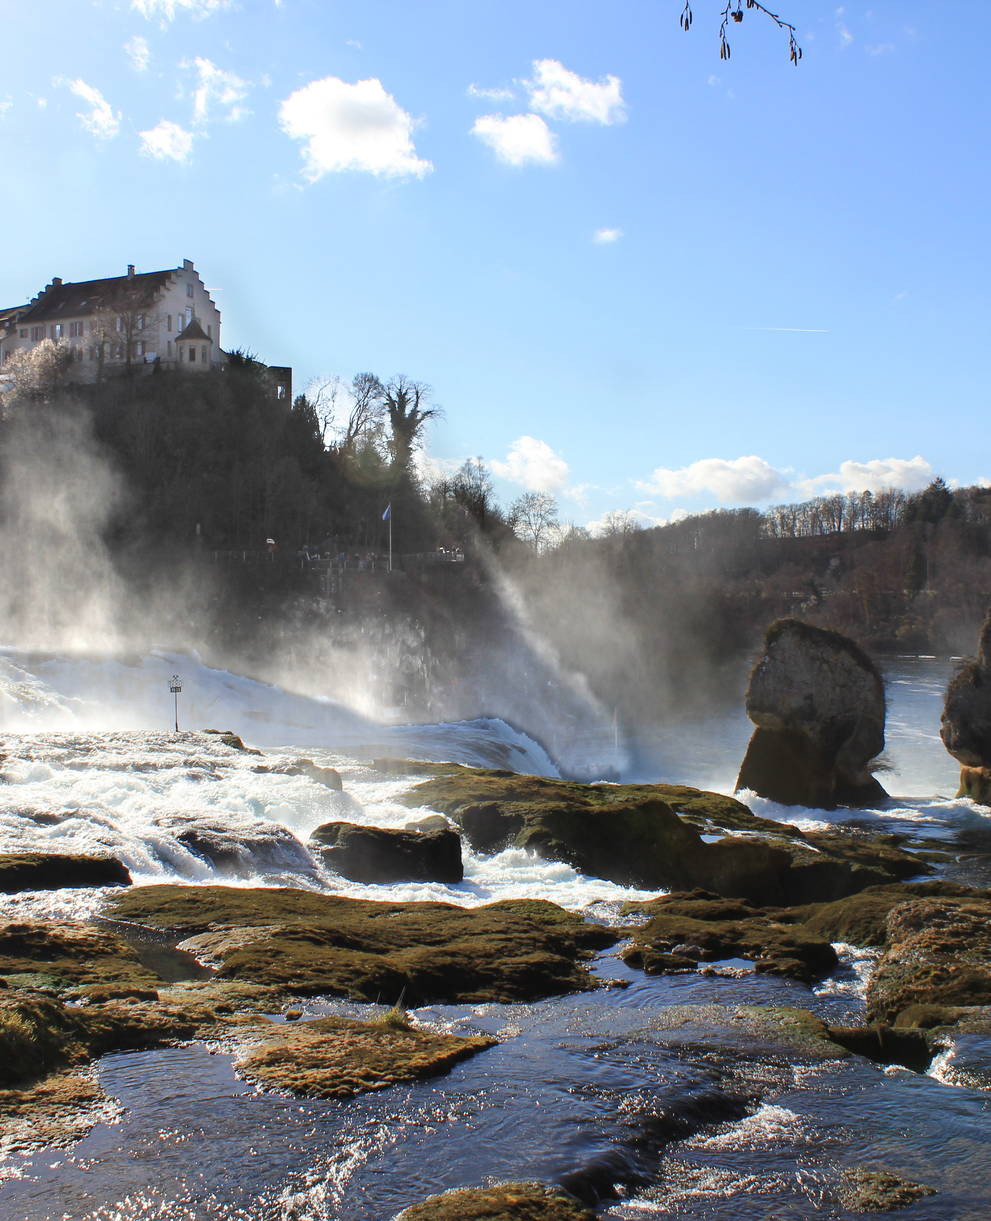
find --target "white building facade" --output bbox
[0,259,222,378]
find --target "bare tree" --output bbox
[383,375,440,473]
[680,1,802,64]
[509,491,560,552]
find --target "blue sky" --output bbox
[1,1,986,531]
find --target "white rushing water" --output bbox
[0,646,987,924]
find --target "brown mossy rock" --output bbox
[621,890,838,984]
[867,894,991,1023]
[0,921,161,995]
[104,885,618,1005]
[202,730,262,755]
[799,880,976,947]
[396,766,917,903]
[237,1014,495,1099]
[737,619,887,809]
[395,1182,596,1221]
[838,1166,936,1212]
[0,1068,113,1152]
[310,820,463,884]
[0,853,131,894]
[824,1024,931,1071]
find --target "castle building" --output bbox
[0,259,223,379]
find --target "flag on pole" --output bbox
[382,503,392,521]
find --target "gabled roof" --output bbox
[176,318,211,343]
[17,270,174,323]
[0,305,25,327]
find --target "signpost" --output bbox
[170,674,182,733]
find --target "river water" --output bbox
[1,649,989,1219]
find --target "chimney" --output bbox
[182,259,194,271]
[127,264,135,278]
[51,278,63,288]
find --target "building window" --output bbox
[135,341,145,357]
[201,345,207,363]
[19,329,27,338]
[167,315,172,332]
[186,283,194,299]
[137,314,145,331]
[69,321,84,338]
[116,316,125,333]
[51,323,63,340]
[167,340,173,357]
[31,325,44,341]
[188,346,196,362]
[207,325,212,338]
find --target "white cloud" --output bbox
[0,97,12,121]
[796,456,934,497]
[125,36,151,72]
[61,78,121,140]
[467,83,515,102]
[525,58,626,125]
[593,227,622,244]
[637,456,789,503]
[279,76,432,181]
[471,113,558,167]
[492,436,570,493]
[139,119,194,162]
[187,57,251,123]
[132,0,231,23]
[837,22,854,46]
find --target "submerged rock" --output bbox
[310,820,463,883]
[105,884,618,1005]
[736,618,887,808]
[161,815,316,879]
[395,1182,596,1220]
[838,1166,936,1213]
[254,757,343,790]
[0,852,131,894]
[941,610,991,804]
[237,1013,495,1099]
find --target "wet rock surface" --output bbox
[736,619,888,808]
[0,852,131,894]
[838,1166,936,1212]
[397,765,923,903]
[105,884,618,1004]
[310,819,463,883]
[394,1183,596,1220]
[237,1012,495,1099]
[941,610,991,804]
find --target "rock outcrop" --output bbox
[941,609,991,804]
[397,766,922,904]
[310,819,463,883]
[0,853,131,894]
[736,619,888,808]
[395,1183,597,1220]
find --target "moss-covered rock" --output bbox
[0,921,161,994]
[310,820,463,884]
[397,766,924,903]
[394,1182,596,1220]
[0,852,131,894]
[237,1014,495,1099]
[867,895,991,1023]
[621,890,838,984]
[105,885,618,1005]
[838,1166,936,1212]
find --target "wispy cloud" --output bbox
[58,78,121,140]
[525,59,626,125]
[139,119,194,162]
[279,76,432,181]
[132,0,232,24]
[593,227,622,244]
[745,326,830,333]
[124,35,151,72]
[186,57,251,123]
[471,113,558,166]
[467,82,515,102]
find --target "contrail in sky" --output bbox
[745,326,830,333]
